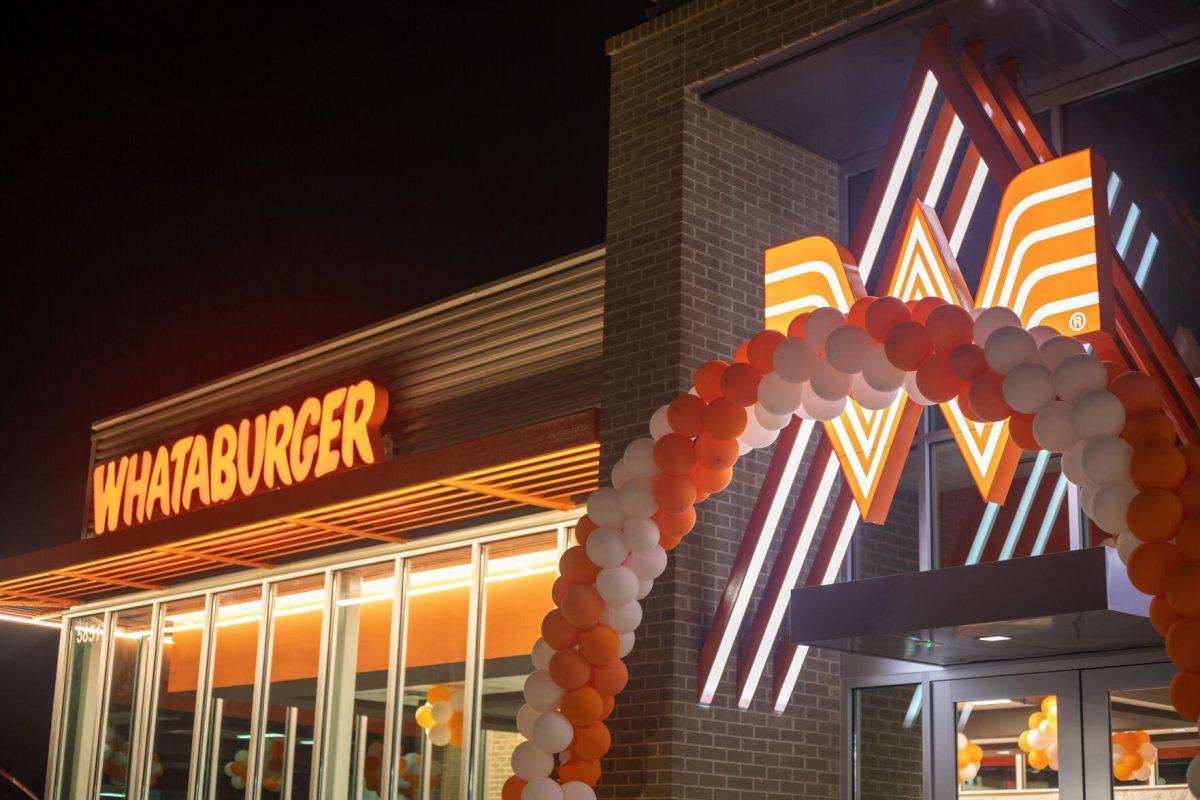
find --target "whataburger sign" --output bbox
[91,379,388,534]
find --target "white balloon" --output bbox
[739,410,779,449]
[1133,763,1152,782]
[617,477,658,519]
[596,566,640,606]
[824,324,872,373]
[801,384,847,420]
[511,742,555,780]
[804,306,847,352]
[973,306,1021,347]
[561,781,597,800]
[984,326,1037,374]
[1028,325,1059,346]
[585,527,630,569]
[1071,390,1126,439]
[1079,485,1096,518]
[1002,361,1055,414]
[523,670,563,711]
[431,700,454,724]
[601,600,642,634]
[1092,481,1139,534]
[648,405,672,440]
[810,357,852,401]
[1037,335,1087,371]
[636,578,654,599]
[586,488,625,528]
[1061,441,1089,487]
[1027,728,1044,751]
[1082,436,1132,489]
[1033,401,1078,452]
[852,373,899,411]
[772,337,818,384]
[754,402,792,431]
[758,372,804,415]
[531,711,574,754]
[1138,741,1158,763]
[618,631,636,658]
[862,343,906,392]
[610,460,631,490]
[1053,353,1108,403]
[1187,754,1200,796]
[429,724,452,746]
[957,733,968,750]
[737,438,752,456]
[516,703,541,740]
[903,370,935,406]
[231,777,246,791]
[522,777,565,800]
[621,517,660,551]
[629,545,668,580]
[1116,532,1139,563]
[531,637,554,671]
[624,438,658,478]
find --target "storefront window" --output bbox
[1108,686,1197,789]
[853,683,923,799]
[957,696,1061,796]
[97,606,155,798]
[472,533,559,798]
[148,595,208,799]
[56,613,107,800]
[851,447,920,580]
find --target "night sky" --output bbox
[0,1,646,783]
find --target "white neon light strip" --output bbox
[1031,473,1070,556]
[965,503,1001,565]
[949,159,989,256]
[997,450,1051,560]
[924,115,964,208]
[1107,172,1122,210]
[1116,203,1141,259]
[773,503,861,713]
[0,612,61,630]
[859,71,940,279]
[1135,233,1159,287]
[736,454,838,709]
[699,420,815,705]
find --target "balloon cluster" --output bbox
[500,294,1200,798]
[415,684,465,747]
[101,726,164,788]
[955,733,982,784]
[1018,696,1059,772]
[362,745,423,799]
[1111,730,1157,782]
[225,739,285,793]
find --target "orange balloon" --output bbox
[1123,411,1176,448]
[552,577,570,607]
[1028,749,1049,770]
[721,363,761,407]
[1128,489,1185,543]
[502,776,526,800]
[1009,413,1039,451]
[1101,360,1126,386]
[732,342,750,364]
[262,776,281,792]
[1177,515,1200,561]
[560,546,601,584]
[542,609,582,649]
[1168,561,1200,619]
[557,758,601,786]
[703,397,747,439]
[1178,474,1200,515]
[747,330,785,374]
[560,686,604,726]
[949,343,989,381]
[847,296,876,328]
[579,624,620,666]
[884,320,931,371]
[1181,445,1200,475]
[1167,618,1200,670]
[549,648,593,690]
[915,351,962,403]
[690,463,732,494]
[1171,670,1200,721]
[667,394,706,438]
[449,712,464,747]
[956,383,983,423]
[653,506,696,539]
[561,584,605,629]
[695,433,739,471]
[231,760,247,777]
[599,692,615,721]
[588,659,629,695]
[862,297,907,342]
[571,722,612,760]
[428,684,452,703]
[1131,444,1187,491]
[969,370,1013,422]
[786,312,810,339]
[1111,371,1164,415]
[925,305,974,353]
[575,517,597,545]
[1151,595,1181,636]
[693,361,728,402]
[1127,541,1184,596]
[659,532,683,551]
[653,433,696,476]
[911,296,947,325]
[654,474,698,514]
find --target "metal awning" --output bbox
[0,410,598,624]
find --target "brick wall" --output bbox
[601,1,902,797]
[853,683,924,799]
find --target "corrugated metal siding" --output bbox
[86,249,604,534]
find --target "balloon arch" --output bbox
[499,296,1200,800]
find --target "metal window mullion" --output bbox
[918,432,933,571]
[88,611,117,800]
[246,583,274,800]
[281,706,299,800]
[128,601,164,800]
[384,557,409,800]
[460,541,486,798]
[188,592,217,800]
[308,570,335,800]
[45,616,72,800]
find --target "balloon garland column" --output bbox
[501,294,1200,800]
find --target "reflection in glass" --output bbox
[97,606,155,798]
[1109,686,1197,789]
[473,534,559,798]
[148,596,207,798]
[323,560,397,798]
[401,548,473,800]
[853,684,923,799]
[57,613,107,799]
[956,696,1060,795]
[852,447,920,579]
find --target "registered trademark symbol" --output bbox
[1069,312,1086,331]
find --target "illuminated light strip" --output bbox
[1010,253,1098,319]
[924,115,964,207]
[0,612,60,629]
[765,295,844,321]
[1135,233,1159,287]
[995,215,1096,309]
[949,159,989,255]
[771,502,861,714]
[698,419,815,705]
[1027,292,1100,328]
[903,684,924,728]
[1117,203,1141,259]
[1031,473,1070,556]
[997,450,1051,560]
[736,455,839,709]
[859,71,939,279]
[1107,172,1123,210]
[965,503,1002,565]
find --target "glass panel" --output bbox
[203,585,265,800]
[401,548,472,800]
[97,606,155,798]
[148,596,208,799]
[1109,686,1197,791]
[957,695,1060,795]
[934,442,1069,567]
[57,613,107,799]
[853,684,923,799]
[259,574,328,798]
[852,447,920,579]
[322,561,397,799]
[473,534,559,798]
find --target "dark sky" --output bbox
[0,0,646,783]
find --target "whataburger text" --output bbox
[92,380,389,534]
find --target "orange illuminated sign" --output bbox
[91,379,388,534]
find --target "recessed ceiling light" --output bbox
[978,635,1011,642]
[971,698,1013,707]
[996,750,1011,755]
